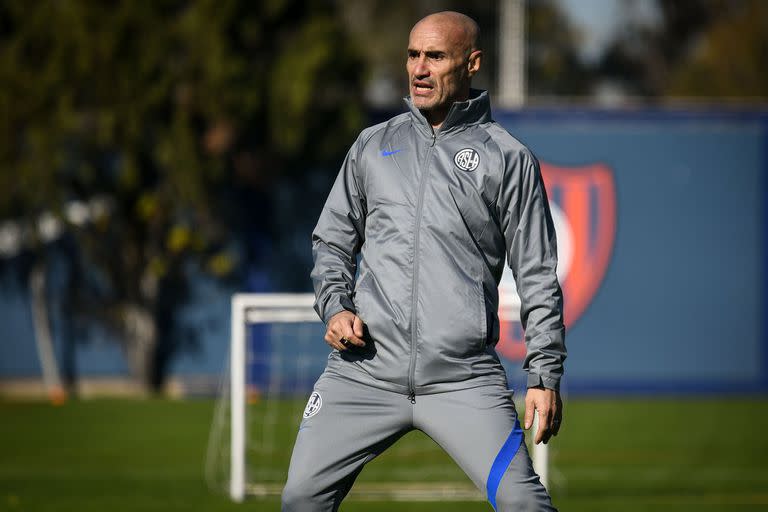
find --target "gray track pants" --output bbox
[281,372,555,511]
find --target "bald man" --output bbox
[282,12,565,511]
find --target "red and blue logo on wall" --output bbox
[497,162,617,361]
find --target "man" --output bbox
[282,11,565,512]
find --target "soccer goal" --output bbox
[207,292,550,503]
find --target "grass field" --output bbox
[1,397,767,511]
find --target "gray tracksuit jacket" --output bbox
[311,89,565,396]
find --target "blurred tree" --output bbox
[0,0,364,393]
[597,0,767,99]
[527,0,593,98]
[666,0,768,98]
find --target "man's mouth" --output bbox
[412,81,434,95]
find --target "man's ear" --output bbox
[467,49,482,77]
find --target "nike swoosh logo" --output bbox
[381,149,403,156]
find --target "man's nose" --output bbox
[413,56,429,77]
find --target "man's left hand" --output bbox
[524,386,563,445]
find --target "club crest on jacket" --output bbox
[454,148,480,171]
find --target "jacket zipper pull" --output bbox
[407,392,416,404]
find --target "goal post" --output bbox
[229,294,317,501]
[221,292,551,502]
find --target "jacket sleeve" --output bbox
[498,149,566,391]
[310,136,367,324]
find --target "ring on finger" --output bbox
[340,337,351,347]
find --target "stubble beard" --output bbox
[411,87,447,115]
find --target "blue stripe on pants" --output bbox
[486,419,524,511]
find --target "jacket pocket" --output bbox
[484,292,499,347]
[479,284,488,349]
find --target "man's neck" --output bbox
[421,89,472,131]
[424,109,448,131]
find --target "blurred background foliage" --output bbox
[0,0,765,393]
[0,0,364,392]
[338,0,767,104]
[597,0,768,99]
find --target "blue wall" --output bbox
[1,108,766,394]
[496,109,767,393]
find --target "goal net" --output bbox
[207,292,551,502]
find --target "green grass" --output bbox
[1,397,767,511]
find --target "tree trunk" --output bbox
[29,262,67,403]
[119,303,158,393]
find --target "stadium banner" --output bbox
[494,109,768,394]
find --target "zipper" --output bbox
[407,131,437,400]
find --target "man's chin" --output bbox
[412,98,436,111]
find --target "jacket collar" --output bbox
[405,88,492,138]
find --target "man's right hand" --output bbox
[325,311,366,351]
